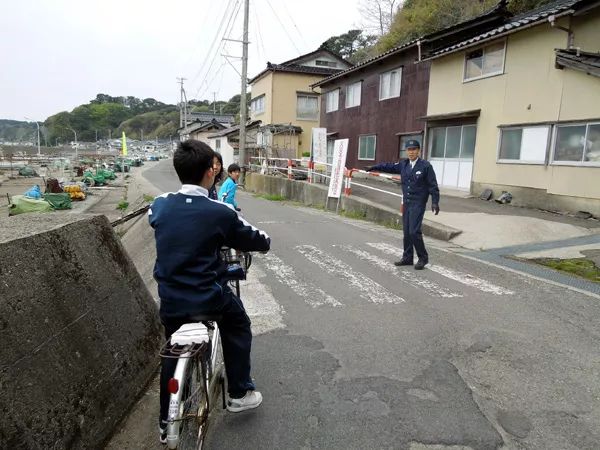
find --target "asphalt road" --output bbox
[136,161,600,450]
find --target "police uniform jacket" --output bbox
[370,158,440,207]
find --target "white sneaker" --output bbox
[226,390,263,413]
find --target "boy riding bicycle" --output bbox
[149,140,270,443]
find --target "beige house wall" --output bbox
[250,72,274,124]
[427,14,600,209]
[251,71,325,157]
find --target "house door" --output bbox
[428,124,476,190]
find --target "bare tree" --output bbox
[358,0,400,35]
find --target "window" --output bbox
[498,126,549,163]
[316,59,337,68]
[553,122,600,165]
[346,81,361,108]
[327,139,335,165]
[215,139,221,150]
[296,94,319,120]
[250,95,265,114]
[358,135,376,160]
[429,125,477,159]
[325,89,339,113]
[399,134,422,159]
[380,67,402,100]
[464,41,505,81]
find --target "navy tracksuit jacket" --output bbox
[369,158,440,261]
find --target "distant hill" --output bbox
[0,119,37,143]
[1,93,246,146]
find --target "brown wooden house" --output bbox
[311,1,511,170]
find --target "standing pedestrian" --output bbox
[365,140,439,270]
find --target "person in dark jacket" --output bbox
[366,140,439,270]
[208,151,224,200]
[149,140,271,443]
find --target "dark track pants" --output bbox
[402,202,428,261]
[159,287,255,423]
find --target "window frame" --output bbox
[550,121,600,167]
[463,39,506,83]
[358,134,377,161]
[496,125,551,165]
[296,94,319,121]
[345,81,362,109]
[379,67,403,101]
[250,94,265,115]
[215,138,221,150]
[316,59,337,68]
[428,124,477,160]
[325,89,339,113]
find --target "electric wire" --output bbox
[280,0,308,50]
[264,0,301,54]
[195,0,242,99]
[193,0,242,99]
[190,0,235,85]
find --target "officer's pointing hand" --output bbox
[432,203,440,215]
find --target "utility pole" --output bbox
[239,0,250,180]
[69,127,78,163]
[177,77,188,131]
[141,129,144,142]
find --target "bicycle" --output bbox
[160,248,252,449]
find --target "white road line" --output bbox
[261,252,342,307]
[338,245,462,298]
[366,242,514,295]
[242,265,286,335]
[296,245,405,304]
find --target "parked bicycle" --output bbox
[159,248,252,449]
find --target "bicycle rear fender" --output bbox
[166,353,192,449]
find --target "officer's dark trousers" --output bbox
[159,286,254,423]
[402,202,428,261]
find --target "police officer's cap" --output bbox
[405,139,421,150]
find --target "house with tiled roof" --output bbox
[311,2,510,169]
[423,0,600,214]
[249,48,352,158]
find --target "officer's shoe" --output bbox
[394,259,413,266]
[414,258,429,270]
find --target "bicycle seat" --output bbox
[189,313,223,322]
[171,323,209,346]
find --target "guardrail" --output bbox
[248,157,404,212]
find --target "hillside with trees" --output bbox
[0,93,247,146]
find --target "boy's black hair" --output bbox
[173,140,215,185]
[227,163,241,174]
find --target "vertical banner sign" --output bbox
[327,139,348,198]
[121,131,128,156]
[311,128,327,163]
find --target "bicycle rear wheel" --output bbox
[178,357,208,449]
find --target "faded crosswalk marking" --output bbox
[296,245,405,304]
[338,245,462,298]
[261,252,342,307]
[366,242,514,295]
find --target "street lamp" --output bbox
[68,127,78,163]
[24,116,41,156]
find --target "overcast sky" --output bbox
[0,0,362,121]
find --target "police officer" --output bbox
[365,140,439,270]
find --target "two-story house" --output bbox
[248,48,352,159]
[423,0,600,214]
[311,2,509,169]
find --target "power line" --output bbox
[252,0,267,62]
[280,1,308,50]
[264,0,301,54]
[190,0,236,85]
[194,0,243,100]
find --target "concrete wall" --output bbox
[244,173,460,241]
[0,214,162,449]
[427,13,600,213]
